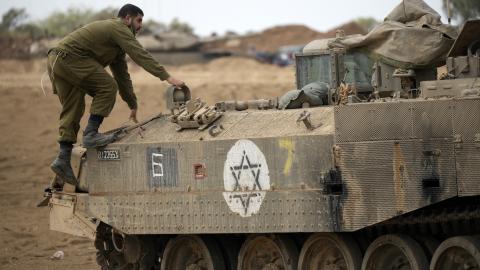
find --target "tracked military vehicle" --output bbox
[45,4,480,270]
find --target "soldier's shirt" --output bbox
[56,18,171,109]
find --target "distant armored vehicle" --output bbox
[45,6,480,270]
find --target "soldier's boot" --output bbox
[82,114,116,148]
[50,142,77,186]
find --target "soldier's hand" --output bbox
[129,108,138,123]
[166,76,185,88]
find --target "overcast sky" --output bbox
[0,0,446,36]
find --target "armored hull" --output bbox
[47,17,480,270]
[48,96,480,270]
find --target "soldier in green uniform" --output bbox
[47,4,184,187]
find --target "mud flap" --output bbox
[49,193,97,239]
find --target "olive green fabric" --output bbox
[48,18,172,143]
[326,0,458,69]
[58,18,170,82]
[48,51,119,143]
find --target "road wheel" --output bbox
[160,235,225,270]
[298,233,362,270]
[361,234,428,270]
[237,234,298,270]
[94,223,131,270]
[430,236,480,270]
[94,224,157,270]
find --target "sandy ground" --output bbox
[0,57,295,269]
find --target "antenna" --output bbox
[446,0,452,24]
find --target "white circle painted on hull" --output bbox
[223,139,270,217]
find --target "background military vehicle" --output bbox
[45,3,480,270]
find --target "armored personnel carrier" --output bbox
[45,6,480,270]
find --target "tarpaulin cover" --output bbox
[328,0,458,68]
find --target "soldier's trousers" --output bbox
[47,50,118,143]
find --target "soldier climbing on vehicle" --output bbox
[47,4,185,190]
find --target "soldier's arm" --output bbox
[109,54,138,110]
[110,25,171,81]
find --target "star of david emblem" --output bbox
[223,139,270,217]
[229,150,263,191]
